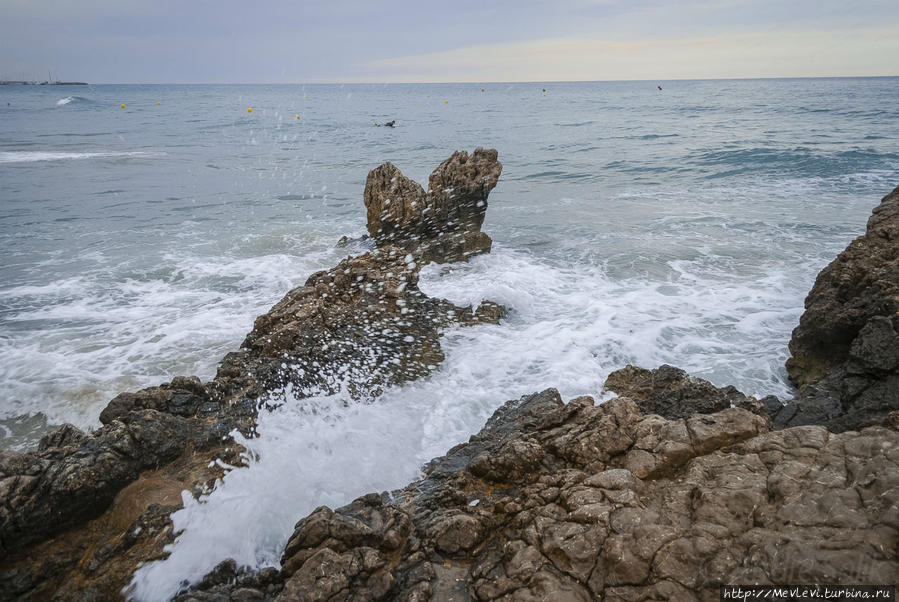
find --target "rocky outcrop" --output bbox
[780,185,899,431]
[0,150,506,600]
[175,184,899,602]
[181,385,897,601]
[603,364,776,420]
[4,160,898,601]
[364,148,502,263]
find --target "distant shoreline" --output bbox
[0,81,88,86]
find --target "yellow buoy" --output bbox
[295,114,300,119]
[305,95,310,98]
[120,104,125,109]
[444,100,449,104]
[157,101,161,105]
[481,88,485,92]
[248,107,253,113]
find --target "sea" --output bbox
[1,79,897,599]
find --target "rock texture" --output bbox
[182,387,897,602]
[0,150,506,601]
[363,148,502,263]
[780,184,899,431]
[603,364,775,420]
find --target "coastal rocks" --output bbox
[242,390,897,601]
[781,185,899,431]
[224,246,501,402]
[0,150,506,600]
[0,413,239,600]
[0,410,200,555]
[363,148,502,263]
[4,154,897,601]
[603,364,772,420]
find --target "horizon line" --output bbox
[51,74,899,86]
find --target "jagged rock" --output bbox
[177,185,899,601]
[172,559,282,602]
[603,364,768,420]
[0,410,202,555]
[363,148,502,263]
[217,390,897,601]
[781,185,899,431]
[100,376,209,425]
[0,150,506,600]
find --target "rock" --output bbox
[363,148,502,263]
[603,364,769,420]
[211,390,897,601]
[100,376,208,424]
[170,184,899,600]
[782,185,899,430]
[0,150,506,599]
[0,410,199,555]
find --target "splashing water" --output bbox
[129,241,815,599]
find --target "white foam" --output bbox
[56,96,73,106]
[0,151,161,164]
[128,242,813,600]
[0,250,333,435]
[128,387,433,601]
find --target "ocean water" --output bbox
[1,79,897,598]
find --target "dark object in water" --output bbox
[658,85,663,90]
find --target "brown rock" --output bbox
[363,148,502,263]
[0,150,506,599]
[252,388,898,601]
[782,185,899,430]
[604,364,767,420]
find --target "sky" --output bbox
[1,0,898,83]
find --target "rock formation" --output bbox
[363,148,502,264]
[178,386,897,601]
[2,158,896,601]
[603,364,776,420]
[175,185,899,602]
[0,150,505,600]
[778,184,899,431]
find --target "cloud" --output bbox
[359,27,899,82]
[1,0,897,82]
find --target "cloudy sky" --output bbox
[2,0,898,83]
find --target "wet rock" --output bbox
[782,185,899,430]
[173,559,283,602]
[0,410,200,555]
[603,364,768,420]
[100,376,209,424]
[36,423,88,451]
[363,148,502,263]
[0,150,506,599]
[245,390,897,600]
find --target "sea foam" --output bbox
[128,242,811,600]
[0,151,160,164]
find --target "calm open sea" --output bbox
[1,79,897,598]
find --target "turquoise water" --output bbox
[3,79,899,598]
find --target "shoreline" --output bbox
[0,81,88,86]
